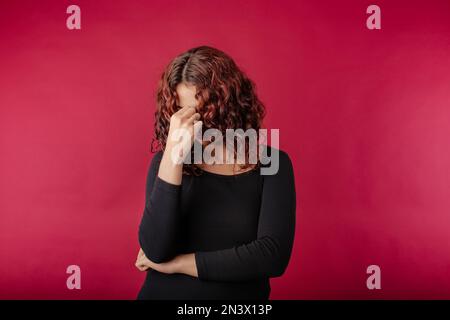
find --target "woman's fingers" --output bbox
[136,263,147,271]
[177,105,196,118]
[136,260,150,271]
[182,107,197,120]
[187,112,201,124]
[135,249,152,271]
[135,260,145,271]
[135,249,180,275]
[134,254,174,274]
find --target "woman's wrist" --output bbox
[158,144,184,185]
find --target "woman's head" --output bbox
[153,46,266,172]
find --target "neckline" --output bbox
[196,165,259,178]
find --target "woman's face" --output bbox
[176,82,198,110]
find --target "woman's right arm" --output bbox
[138,151,182,263]
[138,106,201,263]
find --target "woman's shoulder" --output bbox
[152,150,164,162]
[259,145,292,165]
[259,145,293,176]
[147,150,164,174]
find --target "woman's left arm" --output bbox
[193,150,296,281]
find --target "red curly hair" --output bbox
[152,46,266,174]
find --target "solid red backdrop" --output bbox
[1,0,450,299]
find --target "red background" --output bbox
[1,0,450,299]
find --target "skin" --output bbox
[135,82,255,277]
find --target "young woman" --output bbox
[135,46,296,299]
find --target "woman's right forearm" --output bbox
[157,105,200,185]
[158,144,183,185]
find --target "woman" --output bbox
[135,46,296,300]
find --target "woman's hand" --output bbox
[166,105,202,155]
[135,248,153,272]
[135,248,198,278]
[158,105,202,185]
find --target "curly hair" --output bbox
[152,46,266,175]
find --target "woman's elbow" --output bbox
[145,251,173,264]
[138,237,174,263]
[138,224,174,263]
[267,265,286,278]
[257,237,292,278]
[266,254,291,278]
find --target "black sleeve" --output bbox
[194,150,296,282]
[138,151,182,263]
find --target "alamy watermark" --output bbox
[169,124,280,176]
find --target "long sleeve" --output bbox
[194,149,296,282]
[138,151,182,263]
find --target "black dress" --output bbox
[137,146,296,299]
